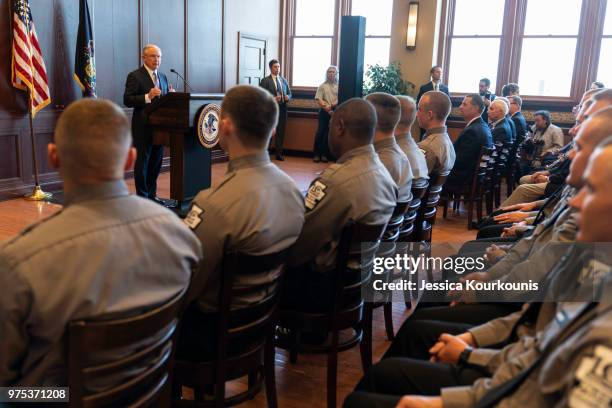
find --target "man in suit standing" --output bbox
[260,59,292,161]
[447,94,493,187]
[123,44,172,202]
[478,78,495,124]
[416,66,449,139]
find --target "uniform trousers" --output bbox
[500,182,547,207]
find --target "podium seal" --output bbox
[196,103,221,148]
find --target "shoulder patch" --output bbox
[305,180,327,210]
[184,204,204,230]
[569,345,612,407]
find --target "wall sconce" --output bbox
[406,1,419,49]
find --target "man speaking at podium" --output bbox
[124,44,172,202]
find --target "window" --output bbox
[596,1,612,87]
[446,0,505,93]
[284,0,393,89]
[291,0,336,87]
[441,0,610,102]
[351,0,393,70]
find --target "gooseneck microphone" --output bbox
[170,68,194,92]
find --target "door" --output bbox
[238,33,268,85]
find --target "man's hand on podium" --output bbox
[148,87,162,100]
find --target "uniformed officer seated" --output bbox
[178,84,305,360]
[416,91,456,176]
[365,92,413,203]
[0,99,202,386]
[343,137,612,408]
[395,95,429,188]
[282,97,397,314]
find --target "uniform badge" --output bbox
[196,103,221,148]
[569,345,612,407]
[184,204,204,230]
[305,180,327,210]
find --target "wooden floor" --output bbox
[0,156,476,407]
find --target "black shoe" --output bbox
[276,155,285,161]
[313,155,321,163]
[321,156,329,163]
[152,196,166,206]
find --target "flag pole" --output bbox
[24,90,52,201]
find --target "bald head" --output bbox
[53,99,131,184]
[395,95,417,133]
[365,93,401,133]
[329,98,377,157]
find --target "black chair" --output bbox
[442,146,494,229]
[371,200,410,340]
[277,220,387,408]
[173,251,287,408]
[67,287,190,408]
[412,171,450,243]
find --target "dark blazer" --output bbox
[123,66,169,142]
[451,117,493,179]
[416,81,449,103]
[480,93,495,123]
[260,75,292,104]
[504,116,517,142]
[491,118,513,145]
[511,111,529,142]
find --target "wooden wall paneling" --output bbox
[186,0,224,93]
[141,0,185,90]
[0,132,20,180]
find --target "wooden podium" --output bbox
[145,92,224,212]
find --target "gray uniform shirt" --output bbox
[395,132,429,186]
[0,181,202,386]
[417,126,456,175]
[374,137,413,203]
[288,144,397,272]
[184,152,305,312]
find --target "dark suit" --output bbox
[446,117,493,189]
[416,81,449,104]
[505,115,517,141]
[480,93,495,124]
[416,81,449,139]
[491,118,513,145]
[511,111,529,142]
[260,75,292,156]
[123,66,169,198]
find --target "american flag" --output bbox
[11,0,51,117]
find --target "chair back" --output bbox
[414,171,449,241]
[67,287,189,408]
[471,146,495,196]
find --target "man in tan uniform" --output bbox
[0,99,202,386]
[284,97,397,312]
[178,85,305,359]
[416,91,456,175]
[366,92,413,203]
[395,95,429,188]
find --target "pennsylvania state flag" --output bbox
[73,0,96,97]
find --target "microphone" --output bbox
[170,68,194,92]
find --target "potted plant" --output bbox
[363,62,415,96]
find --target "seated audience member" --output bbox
[524,110,564,166]
[508,95,529,142]
[343,137,612,408]
[0,99,202,386]
[495,96,517,141]
[478,78,495,123]
[416,91,456,175]
[590,80,605,89]
[366,92,413,202]
[446,94,493,187]
[283,98,397,312]
[178,85,305,359]
[395,95,429,188]
[501,82,520,97]
[488,99,513,144]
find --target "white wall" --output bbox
[223,0,281,90]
